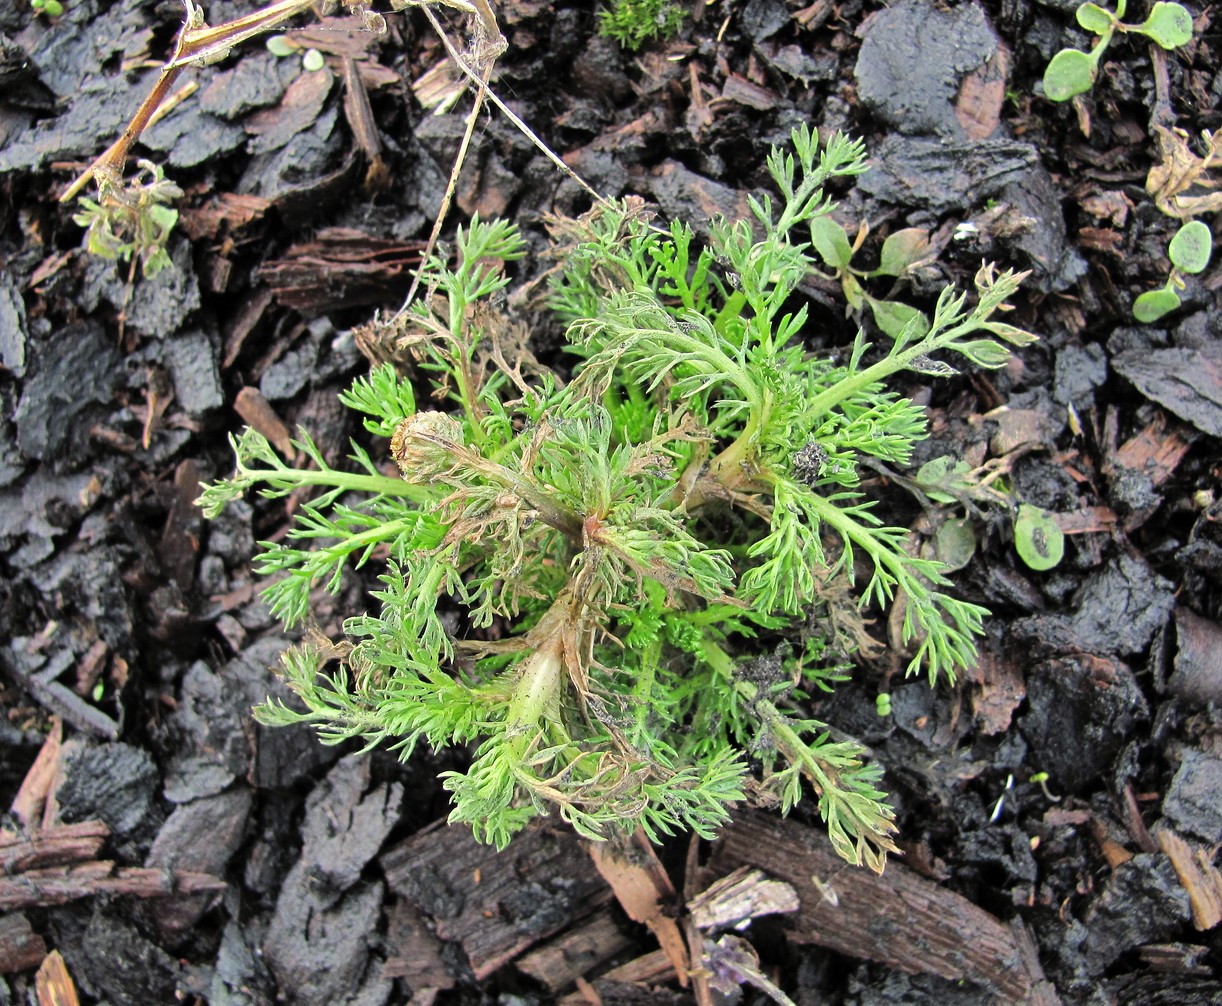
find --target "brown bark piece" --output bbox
[708,809,1058,1005]
[10,718,63,830]
[687,866,799,931]
[179,192,271,242]
[588,836,689,987]
[1052,506,1119,536]
[380,821,612,980]
[0,862,227,911]
[0,820,109,873]
[1112,415,1193,488]
[234,386,295,458]
[245,67,334,153]
[0,913,47,973]
[35,950,80,1006]
[222,286,275,369]
[160,458,203,592]
[255,228,423,314]
[955,41,1008,140]
[1168,608,1222,706]
[383,900,454,992]
[1157,829,1222,931]
[516,911,634,990]
[558,951,693,1006]
[719,73,777,111]
[965,645,1026,735]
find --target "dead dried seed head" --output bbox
[391,410,465,480]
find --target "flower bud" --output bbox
[391,411,464,482]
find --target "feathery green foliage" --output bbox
[200,127,1034,871]
[597,0,687,50]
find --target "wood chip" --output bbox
[1112,414,1193,488]
[1052,506,1119,535]
[0,862,226,911]
[160,458,204,592]
[0,913,47,973]
[708,809,1057,1004]
[516,912,634,990]
[234,386,294,457]
[10,718,63,830]
[955,40,1008,140]
[222,286,274,369]
[178,192,271,242]
[35,950,80,1006]
[1157,828,1222,931]
[965,645,1026,735]
[588,835,689,987]
[688,866,799,931]
[381,821,613,980]
[255,228,423,314]
[0,821,109,873]
[1168,608,1222,705]
[719,73,778,111]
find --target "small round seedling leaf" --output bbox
[877,228,930,277]
[266,35,296,57]
[809,216,854,271]
[1132,286,1180,322]
[302,48,326,72]
[916,455,973,504]
[1168,219,1212,274]
[1075,2,1114,34]
[43,0,64,14]
[868,297,928,341]
[1043,48,1097,101]
[1014,504,1065,571]
[1140,2,1193,48]
[934,518,978,572]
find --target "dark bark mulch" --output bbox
[1,0,1221,1002]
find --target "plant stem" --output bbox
[273,469,433,503]
[803,319,977,420]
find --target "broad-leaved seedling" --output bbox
[808,217,933,341]
[72,160,182,280]
[1043,0,1194,102]
[915,456,1066,572]
[200,127,1035,871]
[1132,218,1213,322]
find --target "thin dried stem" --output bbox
[400,2,502,311]
[60,0,376,202]
[399,0,607,315]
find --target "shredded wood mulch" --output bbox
[1,0,1220,1002]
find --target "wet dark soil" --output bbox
[1,0,1221,1003]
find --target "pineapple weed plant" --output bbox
[199,127,1035,872]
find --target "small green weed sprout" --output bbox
[1043,0,1194,102]
[597,0,686,50]
[915,456,1066,572]
[1132,219,1213,322]
[31,0,65,17]
[72,159,182,279]
[200,127,1034,871]
[808,217,933,340]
